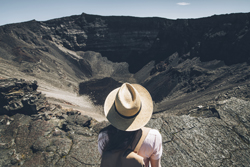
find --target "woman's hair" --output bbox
[100,125,138,153]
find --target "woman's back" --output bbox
[98,128,162,167]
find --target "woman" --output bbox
[98,83,162,167]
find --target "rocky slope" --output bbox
[0,79,103,166]
[1,78,250,166]
[0,12,250,166]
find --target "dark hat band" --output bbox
[114,102,142,119]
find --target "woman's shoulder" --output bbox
[148,128,162,137]
[139,128,162,159]
[143,128,162,145]
[98,131,108,139]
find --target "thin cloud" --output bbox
[177,2,190,6]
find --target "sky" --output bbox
[0,0,250,26]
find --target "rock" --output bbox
[66,114,90,126]
[79,77,122,105]
[32,137,50,152]
[0,103,100,166]
[0,113,55,166]
[145,97,250,167]
[0,78,48,116]
[0,85,250,167]
[63,134,100,167]
[50,137,72,156]
[92,121,110,134]
[75,115,92,127]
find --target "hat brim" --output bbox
[104,84,153,131]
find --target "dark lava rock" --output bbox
[0,81,250,167]
[0,78,48,116]
[0,104,101,167]
[79,77,122,105]
[146,97,250,167]
[0,78,101,166]
[142,57,250,105]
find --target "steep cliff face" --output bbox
[37,14,166,73]
[1,12,249,74]
[39,13,250,73]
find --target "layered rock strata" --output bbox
[1,13,249,74]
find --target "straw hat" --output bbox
[104,83,153,131]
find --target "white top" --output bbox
[98,129,163,167]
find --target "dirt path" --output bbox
[38,85,107,122]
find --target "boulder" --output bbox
[0,78,48,116]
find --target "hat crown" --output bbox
[115,83,141,117]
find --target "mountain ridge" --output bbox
[1,12,249,73]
